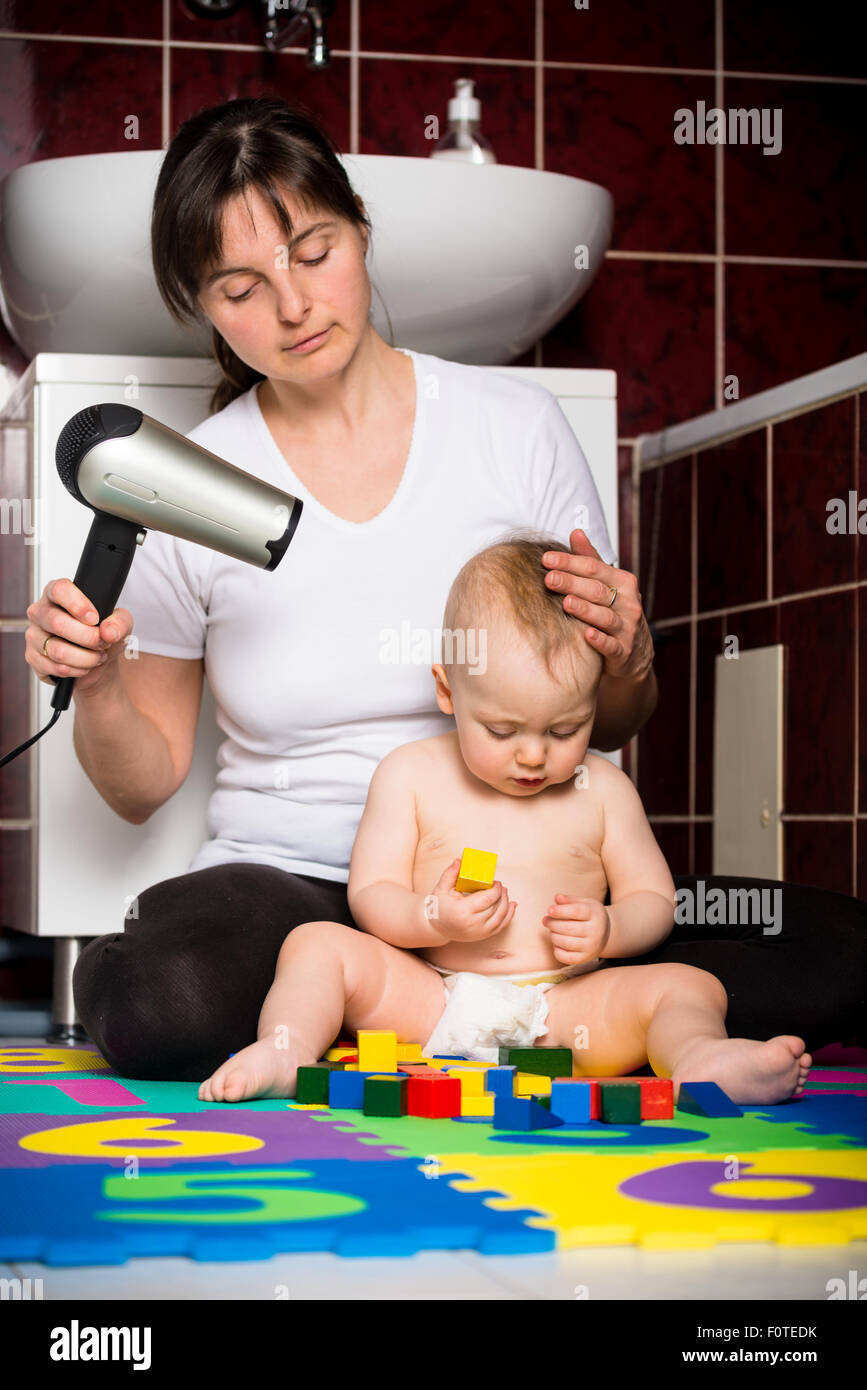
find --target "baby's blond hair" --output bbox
[441,530,604,692]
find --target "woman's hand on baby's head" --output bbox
[430,857,517,942]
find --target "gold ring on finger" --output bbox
[606,585,618,608]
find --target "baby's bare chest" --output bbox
[411,785,607,901]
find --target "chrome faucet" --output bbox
[263,0,336,65]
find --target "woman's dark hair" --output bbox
[151,97,374,414]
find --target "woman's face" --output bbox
[196,185,371,380]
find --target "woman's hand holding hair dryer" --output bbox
[25,577,134,695]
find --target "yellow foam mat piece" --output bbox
[438,1149,867,1248]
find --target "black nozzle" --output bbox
[55,403,143,506]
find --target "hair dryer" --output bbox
[46,401,303,713]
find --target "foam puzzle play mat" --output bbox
[1,1034,866,1263]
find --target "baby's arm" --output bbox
[596,760,677,957]
[347,746,450,949]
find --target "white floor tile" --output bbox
[455,1241,867,1301]
[10,1251,517,1300]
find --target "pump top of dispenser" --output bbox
[448,78,481,122]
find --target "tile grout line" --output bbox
[714,0,725,412]
[853,395,861,894]
[766,422,773,602]
[646,578,867,627]
[0,32,865,85]
[534,0,544,368]
[161,0,170,149]
[349,0,359,155]
[689,451,698,871]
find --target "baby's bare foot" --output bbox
[670,1034,811,1106]
[198,1033,319,1103]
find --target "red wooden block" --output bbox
[407,1074,462,1118]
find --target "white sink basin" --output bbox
[0,150,612,364]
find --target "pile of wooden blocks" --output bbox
[293,1030,742,1130]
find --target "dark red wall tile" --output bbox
[859,392,867,585]
[725,0,864,80]
[696,429,767,612]
[780,588,855,815]
[0,38,163,178]
[724,78,866,262]
[545,69,715,253]
[617,443,634,576]
[170,47,351,155]
[0,0,161,38]
[720,603,780,652]
[784,820,853,896]
[695,613,725,816]
[361,0,533,59]
[638,455,692,622]
[360,58,533,164]
[647,820,690,877]
[636,620,690,814]
[859,588,867,816]
[0,827,33,936]
[544,259,715,435]
[544,0,715,69]
[858,821,865,901]
[0,629,30,820]
[693,820,712,876]
[773,397,858,597]
[726,265,867,402]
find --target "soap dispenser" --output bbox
[430,79,497,164]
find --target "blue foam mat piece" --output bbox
[0,1158,554,1264]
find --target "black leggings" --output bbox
[72,862,867,1081]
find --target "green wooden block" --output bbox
[363,1074,409,1117]
[600,1081,642,1123]
[501,1047,573,1078]
[295,1062,343,1104]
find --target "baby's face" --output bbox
[433,620,599,797]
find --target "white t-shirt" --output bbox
[117,348,617,883]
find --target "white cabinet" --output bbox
[1,353,618,940]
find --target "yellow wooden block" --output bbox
[324,1046,357,1061]
[460,1092,496,1117]
[515,1071,552,1096]
[446,1067,487,1095]
[356,1030,398,1072]
[455,847,497,893]
[396,1043,424,1062]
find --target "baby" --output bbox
[200,533,811,1106]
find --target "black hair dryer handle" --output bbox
[50,512,144,713]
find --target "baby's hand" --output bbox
[429,857,517,943]
[543,894,611,964]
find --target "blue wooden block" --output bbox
[493,1095,563,1131]
[549,1079,593,1122]
[328,1070,381,1109]
[484,1066,517,1098]
[676,1081,743,1117]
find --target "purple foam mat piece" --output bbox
[0,1109,407,1169]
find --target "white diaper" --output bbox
[421,961,598,1065]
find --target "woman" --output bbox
[24,98,865,1080]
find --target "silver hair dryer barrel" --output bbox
[50,402,303,711]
